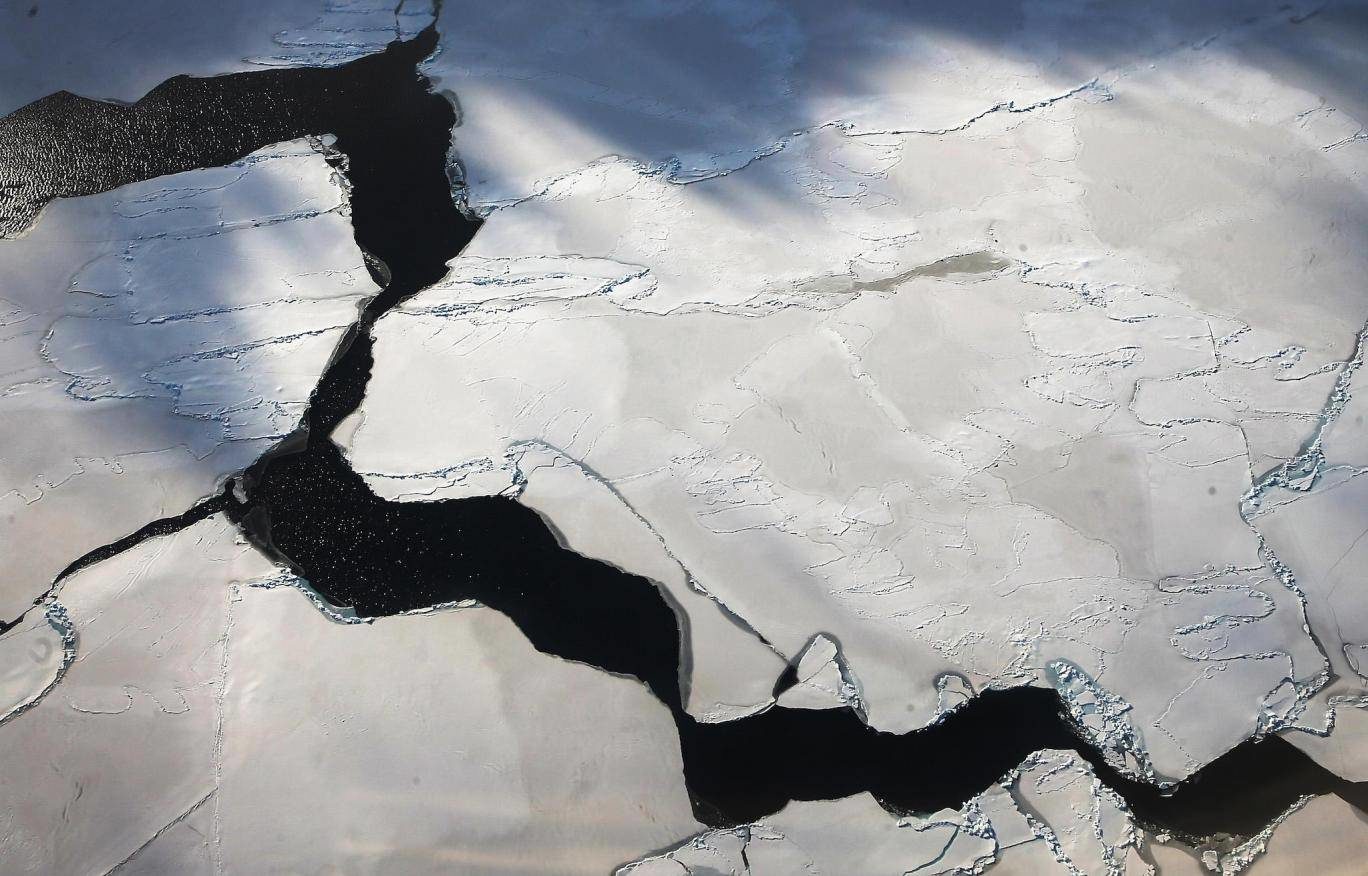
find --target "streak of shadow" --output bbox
[0,30,459,625]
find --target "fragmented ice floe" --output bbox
[0,0,435,116]
[0,518,265,874]
[0,516,701,874]
[0,140,378,620]
[5,1,1368,873]
[345,0,1368,792]
[217,574,700,874]
[996,750,1147,876]
[775,633,864,713]
[1246,794,1368,875]
[619,750,1150,875]
[1259,347,1368,780]
[0,596,66,723]
[618,795,995,876]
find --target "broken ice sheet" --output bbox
[618,794,995,876]
[0,517,265,874]
[428,0,1336,212]
[620,749,1156,875]
[0,599,66,722]
[4,1,1368,873]
[0,140,378,621]
[1262,468,1368,779]
[344,260,1321,774]
[774,633,864,713]
[1245,794,1368,875]
[342,0,1368,789]
[0,516,701,874]
[0,0,435,116]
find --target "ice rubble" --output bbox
[774,633,864,713]
[0,140,378,625]
[341,0,1368,823]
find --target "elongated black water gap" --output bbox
[215,30,1368,844]
[232,438,1368,840]
[0,493,231,636]
[4,24,1362,851]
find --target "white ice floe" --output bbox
[4,0,1368,872]
[0,515,701,874]
[0,140,378,620]
[619,749,1151,875]
[345,0,1368,793]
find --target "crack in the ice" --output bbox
[103,789,214,876]
[4,6,1366,865]
[1238,320,1368,734]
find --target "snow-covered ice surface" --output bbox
[2,0,1368,873]
[0,140,377,624]
[0,518,699,874]
[619,750,1151,876]
[358,0,1368,770]
[361,0,1368,868]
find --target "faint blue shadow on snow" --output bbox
[0,139,377,607]
[430,0,1368,260]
